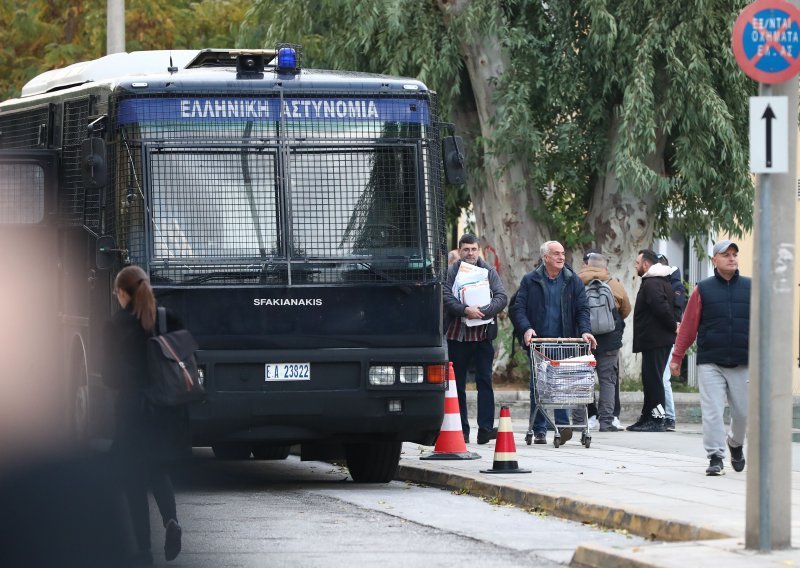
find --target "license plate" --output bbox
[265,363,311,381]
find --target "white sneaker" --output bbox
[612,416,621,429]
[588,415,598,430]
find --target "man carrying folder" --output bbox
[443,234,508,444]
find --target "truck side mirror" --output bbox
[81,138,107,189]
[443,136,467,185]
[96,235,118,270]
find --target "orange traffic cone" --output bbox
[421,362,480,460]
[481,406,531,473]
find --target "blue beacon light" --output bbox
[277,48,297,72]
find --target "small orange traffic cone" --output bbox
[421,362,480,460]
[481,406,530,473]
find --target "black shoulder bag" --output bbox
[144,307,204,406]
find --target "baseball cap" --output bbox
[712,240,739,256]
[582,248,601,263]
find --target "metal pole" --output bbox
[756,163,771,552]
[107,0,125,55]
[745,76,798,550]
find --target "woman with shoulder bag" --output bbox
[103,265,188,566]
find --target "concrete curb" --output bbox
[395,461,729,543]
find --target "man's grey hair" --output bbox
[587,253,608,269]
[540,240,561,259]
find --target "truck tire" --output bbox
[211,443,252,460]
[251,444,291,460]
[69,347,90,443]
[344,439,402,483]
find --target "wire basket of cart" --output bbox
[524,338,597,448]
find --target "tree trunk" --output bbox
[583,115,667,378]
[437,0,547,296]
[438,0,550,375]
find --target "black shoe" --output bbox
[463,432,470,444]
[477,427,498,444]
[627,417,666,432]
[626,416,648,431]
[599,424,619,432]
[164,519,182,561]
[534,431,546,444]
[664,418,676,431]
[728,440,745,472]
[558,427,573,444]
[131,550,154,567]
[706,456,724,476]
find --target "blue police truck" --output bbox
[0,47,465,482]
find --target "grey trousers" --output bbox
[697,363,748,459]
[596,349,620,426]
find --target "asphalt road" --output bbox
[144,449,651,567]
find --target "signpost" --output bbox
[749,96,788,173]
[733,0,800,84]
[732,0,800,553]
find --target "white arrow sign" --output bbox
[749,96,788,174]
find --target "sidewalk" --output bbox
[464,390,800,426]
[397,416,800,567]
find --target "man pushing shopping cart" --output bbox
[510,240,597,446]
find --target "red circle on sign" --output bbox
[732,0,800,84]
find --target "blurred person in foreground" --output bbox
[104,265,188,565]
[669,241,750,476]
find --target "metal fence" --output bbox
[110,90,446,287]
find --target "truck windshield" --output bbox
[115,95,438,285]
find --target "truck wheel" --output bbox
[251,444,291,460]
[69,350,89,442]
[344,440,402,483]
[212,443,252,460]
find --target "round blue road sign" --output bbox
[733,0,800,83]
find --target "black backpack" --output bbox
[144,307,205,406]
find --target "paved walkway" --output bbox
[397,417,800,567]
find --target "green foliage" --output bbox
[0,0,249,99]
[493,0,755,241]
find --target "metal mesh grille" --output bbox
[61,98,90,226]
[0,163,44,223]
[0,106,49,150]
[110,91,446,286]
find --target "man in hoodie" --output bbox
[577,252,631,432]
[629,249,679,432]
[511,240,597,444]
[443,234,508,444]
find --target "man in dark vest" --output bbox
[443,234,508,444]
[669,240,751,476]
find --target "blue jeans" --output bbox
[448,339,496,435]
[662,346,676,420]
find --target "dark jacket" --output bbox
[443,258,508,341]
[510,263,590,341]
[696,270,751,366]
[669,266,686,319]
[632,264,678,352]
[103,305,188,463]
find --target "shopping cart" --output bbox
[524,338,597,448]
